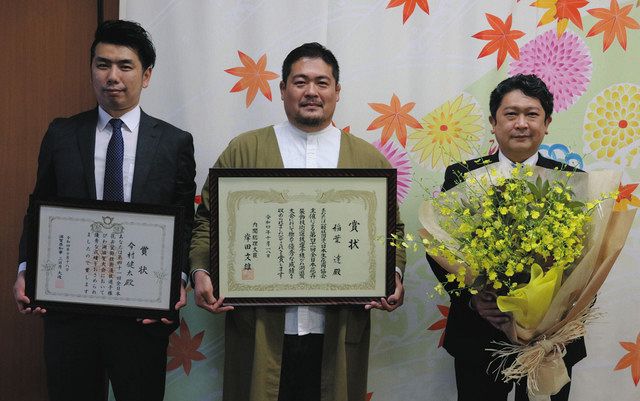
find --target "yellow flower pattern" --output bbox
[584,83,640,166]
[409,94,484,169]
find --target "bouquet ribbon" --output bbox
[488,306,595,401]
[496,265,563,330]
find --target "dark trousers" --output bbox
[44,315,169,401]
[454,358,573,401]
[278,334,324,401]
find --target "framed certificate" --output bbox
[25,197,184,320]
[210,168,397,305]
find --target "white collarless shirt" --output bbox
[274,121,341,336]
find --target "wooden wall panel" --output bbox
[0,1,117,399]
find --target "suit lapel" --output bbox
[131,110,161,202]
[487,151,500,165]
[77,109,99,199]
[536,154,556,169]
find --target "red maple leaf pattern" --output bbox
[555,0,589,29]
[472,13,525,69]
[225,51,279,108]
[532,0,589,37]
[386,0,429,24]
[586,0,640,51]
[614,332,640,385]
[614,183,640,211]
[367,93,422,147]
[166,318,206,375]
[617,183,639,203]
[427,304,449,348]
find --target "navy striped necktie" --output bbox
[103,118,124,201]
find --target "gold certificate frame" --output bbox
[210,168,397,305]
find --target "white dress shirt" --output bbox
[274,121,342,336]
[498,150,539,170]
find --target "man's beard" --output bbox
[294,114,325,128]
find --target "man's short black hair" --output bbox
[282,42,339,84]
[489,74,554,119]
[90,20,156,70]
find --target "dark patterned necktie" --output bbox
[103,118,124,201]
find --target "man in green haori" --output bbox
[189,42,406,401]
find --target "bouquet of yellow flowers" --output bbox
[408,164,636,399]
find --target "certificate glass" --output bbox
[211,168,397,305]
[25,198,183,319]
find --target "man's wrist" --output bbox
[394,267,403,283]
[190,268,210,287]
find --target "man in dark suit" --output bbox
[428,74,586,401]
[12,20,196,401]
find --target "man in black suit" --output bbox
[428,74,586,401]
[12,20,196,401]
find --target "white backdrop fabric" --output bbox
[120,1,640,400]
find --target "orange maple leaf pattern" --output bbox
[225,51,279,108]
[166,318,206,375]
[531,0,589,37]
[614,332,640,385]
[427,304,449,348]
[367,94,422,147]
[386,0,429,24]
[614,183,640,211]
[472,14,525,69]
[586,0,640,51]
[617,183,639,202]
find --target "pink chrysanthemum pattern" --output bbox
[373,139,412,204]
[509,30,592,112]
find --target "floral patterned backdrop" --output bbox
[120,1,640,399]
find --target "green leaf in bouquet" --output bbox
[566,201,586,210]
[540,179,550,199]
[535,175,543,190]
[526,181,540,200]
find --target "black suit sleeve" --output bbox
[173,132,197,276]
